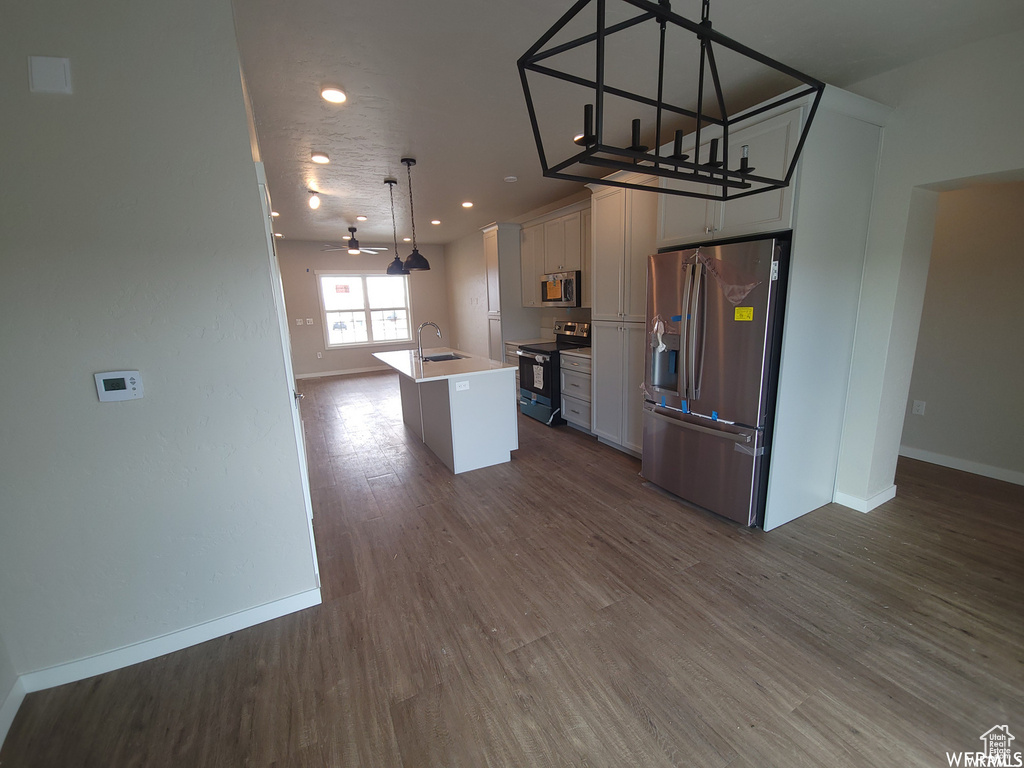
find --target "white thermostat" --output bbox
[95,370,143,402]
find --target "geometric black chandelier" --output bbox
[518,0,825,201]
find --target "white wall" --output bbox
[837,27,1024,505]
[277,240,451,376]
[441,233,490,356]
[0,0,318,678]
[899,182,1024,484]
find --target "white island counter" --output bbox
[373,347,518,474]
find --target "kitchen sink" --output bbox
[422,353,466,362]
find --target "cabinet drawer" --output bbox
[561,393,592,429]
[559,353,592,375]
[560,369,592,402]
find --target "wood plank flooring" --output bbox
[3,371,1022,767]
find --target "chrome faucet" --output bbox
[417,321,442,359]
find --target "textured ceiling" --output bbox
[231,0,1024,250]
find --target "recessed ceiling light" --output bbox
[462,201,473,208]
[342,235,351,240]
[308,191,321,209]
[271,210,280,217]
[321,86,347,104]
[504,176,518,183]
[431,219,441,225]
[403,237,411,242]
[311,151,330,164]
[274,232,283,237]
[356,215,367,221]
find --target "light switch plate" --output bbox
[29,56,72,94]
[455,380,469,391]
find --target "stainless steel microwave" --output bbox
[541,271,581,307]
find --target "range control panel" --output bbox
[554,321,590,340]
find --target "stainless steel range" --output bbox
[517,321,590,425]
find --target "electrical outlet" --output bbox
[317,352,322,359]
[912,400,926,416]
[295,318,303,326]
[305,318,314,325]
[455,380,469,391]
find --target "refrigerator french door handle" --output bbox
[646,407,752,443]
[688,262,703,400]
[680,263,694,399]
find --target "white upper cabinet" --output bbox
[580,208,592,309]
[590,174,657,323]
[543,211,582,273]
[519,204,590,308]
[520,223,542,307]
[483,226,501,315]
[657,107,802,248]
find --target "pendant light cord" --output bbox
[388,181,399,257]
[405,161,418,251]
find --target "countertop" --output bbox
[560,346,592,358]
[374,347,515,383]
[504,336,552,348]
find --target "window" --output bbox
[317,273,411,347]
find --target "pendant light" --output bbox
[518,0,825,202]
[346,227,361,255]
[385,178,409,275]
[401,158,430,271]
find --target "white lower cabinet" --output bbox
[591,321,645,454]
[559,350,592,431]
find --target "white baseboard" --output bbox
[834,484,897,513]
[0,677,27,750]
[295,365,389,380]
[899,445,1024,487]
[18,588,321,694]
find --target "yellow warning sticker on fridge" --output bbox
[734,307,754,321]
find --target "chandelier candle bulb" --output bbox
[707,138,722,168]
[739,144,754,174]
[671,130,689,162]
[574,103,595,146]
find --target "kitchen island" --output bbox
[373,347,518,474]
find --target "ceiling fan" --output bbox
[321,226,388,255]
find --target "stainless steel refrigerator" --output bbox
[642,235,789,526]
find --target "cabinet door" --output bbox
[623,187,657,323]
[520,224,542,307]
[656,140,715,248]
[591,190,625,321]
[488,316,503,362]
[580,208,592,308]
[561,211,582,272]
[622,322,647,453]
[719,108,801,237]
[543,218,565,273]
[484,229,500,314]
[591,321,624,444]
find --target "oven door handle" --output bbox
[516,349,550,363]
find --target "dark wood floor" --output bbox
[3,371,1022,767]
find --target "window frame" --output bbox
[315,271,412,349]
